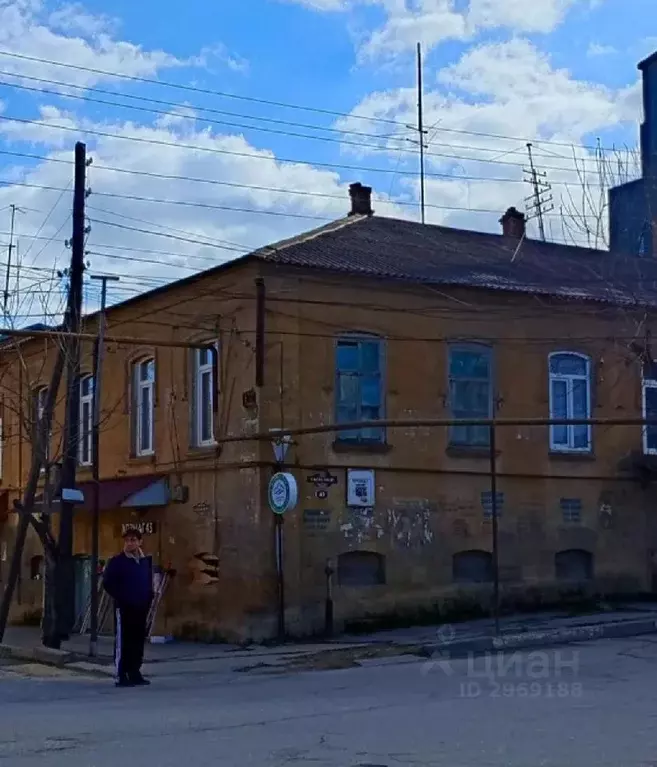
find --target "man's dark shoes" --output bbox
[115,677,135,688]
[131,674,151,686]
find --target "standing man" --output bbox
[103,527,154,687]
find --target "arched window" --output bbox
[452,550,493,583]
[133,358,155,456]
[335,334,385,443]
[337,551,385,586]
[78,375,94,466]
[555,549,593,581]
[548,352,591,452]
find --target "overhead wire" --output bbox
[0,75,614,175]
[0,115,614,188]
[0,48,634,154]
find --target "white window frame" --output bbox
[643,374,657,455]
[78,374,93,466]
[192,343,218,448]
[548,351,592,453]
[134,358,155,456]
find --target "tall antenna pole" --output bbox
[417,42,426,225]
[524,143,553,242]
[3,204,17,318]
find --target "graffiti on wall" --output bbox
[387,500,435,549]
[339,508,384,547]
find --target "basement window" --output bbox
[452,550,493,583]
[337,551,385,587]
[555,549,593,581]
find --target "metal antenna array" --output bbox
[524,142,554,241]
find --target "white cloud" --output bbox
[0,0,245,90]
[587,42,616,57]
[335,39,640,241]
[280,0,594,58]
[468,0,576,34]
[281,0,346,8]
[0,105,407,321]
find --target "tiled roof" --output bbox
[256,215,657,307]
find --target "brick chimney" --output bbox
[500,207,526,238]
[349,182,373,217]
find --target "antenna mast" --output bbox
[417,42,427,224]
[3,204,20,320]
[524,143,553,241]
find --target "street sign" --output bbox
[268,472,298,515]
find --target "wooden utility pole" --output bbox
[89,274,118,657]
[56,141,88,639]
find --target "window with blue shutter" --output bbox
[335,336,384,443]
[448,344,493,446]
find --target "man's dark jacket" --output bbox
[102,552,154,609]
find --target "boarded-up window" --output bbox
[337,551,385,587]
[555,549,593,581]
[452,550,493,583]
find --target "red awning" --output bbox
[76,475,165,513]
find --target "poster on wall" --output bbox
[346,469,375,508]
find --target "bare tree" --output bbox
[560,141,641,250]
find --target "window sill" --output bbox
[446,445,497,459]
[186,444,222,459]
[127,454,156,466]
[548,451,595,462]
[332,441,392,455]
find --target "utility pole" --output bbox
[89,274,118,657]
[56,141,89,639]
[417,42,426,225]
[524,143,553,242]
[3,205,23,320]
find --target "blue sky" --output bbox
[0,0,655,319]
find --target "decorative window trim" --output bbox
[548,351,592,453]
[133,358,155,457]
[191,342,219,448]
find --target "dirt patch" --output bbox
[236,644,426,675]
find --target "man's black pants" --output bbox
[115,604,149,681]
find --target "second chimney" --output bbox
[349,182,373,217]
[500,207,526,238]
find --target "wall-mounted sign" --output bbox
[307,470,338,489]
[303,509,331,532]
[347,469,375,508]
[316,490,328,500]
[268,472,298,515]
[121,521,157,536]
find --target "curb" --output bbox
[421,618,657,659]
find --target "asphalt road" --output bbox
[2,636,657,766]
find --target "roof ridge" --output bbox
[252,214,366,260]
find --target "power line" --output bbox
[0,148,609,215]
[0,49,633,155]
[0,75,610,176]
[0,114,613,188]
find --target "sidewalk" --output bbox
[3,602,657,677]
